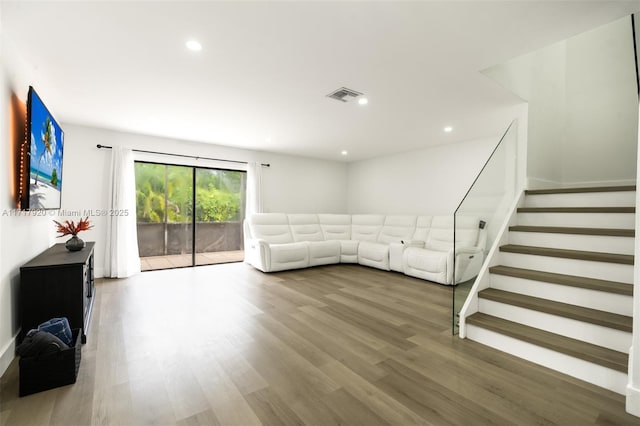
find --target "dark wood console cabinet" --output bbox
[20,242,95,343]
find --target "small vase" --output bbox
[65,235,85,252]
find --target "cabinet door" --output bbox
[20,266,84,337]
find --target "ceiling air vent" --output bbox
[327,87,363,102]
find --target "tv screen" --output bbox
[23,86,64,210]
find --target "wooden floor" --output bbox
[1,263,638,425]
[140,250,244,271]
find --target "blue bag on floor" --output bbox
[37,317,73,346]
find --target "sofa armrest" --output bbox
[389,241,426,272]
[439,246,482,284]
[454,247,484,283]
[389,243,404,272]
[244,238,271,272]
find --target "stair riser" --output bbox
[498,252,633,284]
[489,274,633,316]
[517,212,635,228]
[478,299,631,353]
[508,232,634,255]
[465,325,628,394]
[523,192,636,208]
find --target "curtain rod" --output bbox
[96,144,270,167]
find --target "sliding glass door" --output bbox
[194,168,246,266]
[134,161,246,271]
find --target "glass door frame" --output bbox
[134,159,247,270]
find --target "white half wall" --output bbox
[61,124,349,278]
[484,16,638,188]
[562,16,638,186]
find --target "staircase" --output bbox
[465,186,635,394]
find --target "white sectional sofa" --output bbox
[243,213,486,285]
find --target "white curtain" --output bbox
[104,146,141,278]
[246,162,263,215]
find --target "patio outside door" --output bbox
[194,168,246,266]
[134,161,246,271]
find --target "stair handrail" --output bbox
[632,14,639,96]
[452,119,520,334]
[453,120,517,218]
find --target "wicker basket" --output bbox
[19,328,82,396]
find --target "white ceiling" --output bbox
[3,1,639,162]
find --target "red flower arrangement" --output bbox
[53,216,93,237]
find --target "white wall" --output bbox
[483,16,638,188]
[346,111,526,254]
[61,124,348,278]
[347,136,500,215]
[0,27,57,374]
[563,19,638,186]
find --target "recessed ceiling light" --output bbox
[358,97,368,105]
[444,126,453,133]
[186,40,202,52]
[341,150,348,156]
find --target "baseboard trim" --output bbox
[0,332,18,377]
[627,383,640,417]
[627,346,640,417]
[527,177,561,190]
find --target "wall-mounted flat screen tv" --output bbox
[22,86,64,210]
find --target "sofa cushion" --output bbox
[403,246,449,283]
[339,240,359,263]
[358,241,390,271]
[288,214,324,242]
[248,213,294,244]
[308,240,341,266]
[377,215,417,244]
[351,215,385,242]
[318,214,351,240]
[268,242,310,272]
[428,216,479,248]
[425,239,453,252]
[411,216,433,242]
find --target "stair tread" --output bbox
[489,265,634,296]
[466,313,629,372]
[525,186,636,195]
[499,244,634,265]
[478,288,632,332]
[508,226,634,237]
[517,207,635,213]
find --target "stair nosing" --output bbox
[466,313,628,372]
[478,288,632,332]
[499,244,634,265]
[517,207,635,213]
[524,186,636,195]
[508,226,634,238]
[489,265,633,296]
